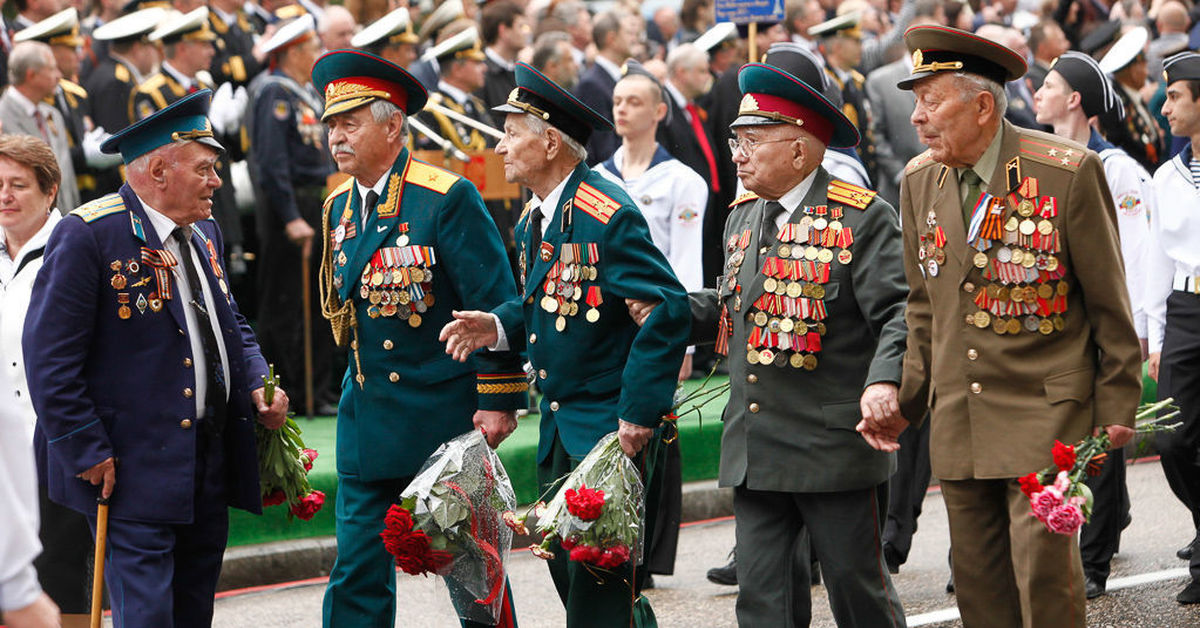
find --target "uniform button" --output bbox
[970,382,982,394]
[549,401,560,411]
[178,328,185,336]
[180,419,193,429]
[967,349,979,361]
[963,282,976,293]
[351,340,358,350]
[389,372,400,382]
[747,374,758,384]
[749,402,760,413]
[183,358,192,368]
[538,369,547,379]
[383,339,394,350]
[529,333,538,344]
[183,387,194,398]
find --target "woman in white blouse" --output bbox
[0,135,66,628]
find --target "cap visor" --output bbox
[729,115,786,129]
[321,96,376,121]
[896,70,936,91]
[197,136,224,153]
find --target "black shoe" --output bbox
[1178,543,1194,561]
[1085,576,1106,599]
[706,552,737,586]
[946,572,955,594]
[1177,580,1200,604]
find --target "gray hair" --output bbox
[126,141,186,180]
[523,113,587,163]
[369,99,410,145]
[318,5,354,34]
[8,41,53,86]
[531,31,572,72]
[666,43,707,76]
[954,72,1008,118]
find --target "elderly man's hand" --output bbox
[625,298,659,327]
[285,218,315,258]
[618,419,654,457]
[79,457,116,500]
[253,386,289,430]
[440,311,499,362]
[855,383,908,452]
[474,410,518,448]
[1097,424,1135,449]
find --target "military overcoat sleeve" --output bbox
[849,197,908,387]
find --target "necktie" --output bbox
[32,109,49,143]
[173,226,227,436]
[363,190,378,230]
[960,169,983,226]
[685,103,720,194]
[530,207,544,257]
[761,201,786,241]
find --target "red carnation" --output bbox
[1018,473,1043,498]
[564,484,606,521]
[290,490,325,520]
[380,504,452,575]
[560,536,577,551]
[262,489,286,507]
[1051,440,1076,471]
[300,448,319,472]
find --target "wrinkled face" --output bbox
[674,59,712,100]
[25,51,62,100]
[325,105,397,180]
[1163,81,1200,138]
[496,114,551,186]
[320,16,355,51]
[910,73,988,168]
[0,156,54,237]
[546,41,580,89]
[612,76,662,139]
[730,123,805,199]
[51,43,80,80]
[163,142,221,224]
[1032,70,1073,125]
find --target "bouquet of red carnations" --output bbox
[256,365,325,520]
[381,430,516,625]
[1021,398,1179,535]
[526,432,645,570]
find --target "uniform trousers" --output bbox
[732,483,904,627]
[1156,290,1200,581]
[940,478,1085,628]
[321,473,518,628]
[536,431,662,628]
[87,429,230,628]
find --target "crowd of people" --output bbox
[2,0,1200,626]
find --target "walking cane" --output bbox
[302,244,314,420]
[90,497,109,628]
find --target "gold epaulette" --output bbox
[405,159,460,194]
[71,194,125,223]
[729,191,759,208]
[905,150,936,174]
[1018,136,1083,171]
[574,181,620,224]
[324,177,354,207]
[827,180,876,210]
[114,63,130,83]
[137,74,166,92]
[60,79,87,98]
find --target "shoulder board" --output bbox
[728,191,759,208]
[827,180,876,210]
[70,194,126,223]
[137,74,166,93]
[850,69,865,84]
[114,63,131,83]
[904,150,937,174]
[324,177,354,206]
[1018,136,1082,171]
[574,181,621,225]
[59,79,87,98]
[405,159,460,194]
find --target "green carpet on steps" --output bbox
[227,375,730,547]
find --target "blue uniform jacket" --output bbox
[493,163,690,462]
[25,185,269,523]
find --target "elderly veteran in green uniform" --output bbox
[440,62,690,627]
[312,50,526,628]
[636,61,911,626]
[859,25,1143,627]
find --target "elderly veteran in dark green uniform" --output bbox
[637,61,910,626]
[860,25,1143,627]
[440,62,690,627]
[313,50,526,628]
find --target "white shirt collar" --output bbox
[161,61,194,90]
[212,6,237,25]
[356,168,393,227]
[593,55,623,83]
[777,168,821,215]
[139,196,188,243]
[485,46,515,72]
[437,80,470,105]
[530,172,573,233]
[664,80,688,110]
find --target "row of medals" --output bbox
[359,263,433,327]
[110,259,159,319]
[540,261,599,332]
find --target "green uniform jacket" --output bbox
[691,168,908,493]
[324,149,527,481]
[493,163,690,462]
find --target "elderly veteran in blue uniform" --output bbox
[440,62,690,627]
[637,61,911,626]
[23,89,290,628]
[312,50,526,628]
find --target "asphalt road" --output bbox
[195,459,1200,627]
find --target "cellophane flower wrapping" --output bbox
[535,432,645,568]
[389,430,516,625]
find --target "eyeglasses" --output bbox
[727,136,798,157]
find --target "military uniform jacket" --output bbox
[25,186,269,523]
[83,55,137,139]
[690,168,908,493]
[492,163,690,462]
[49,79,99,200]
[897,121,1143,480]
[323,149,526,481]
[413,84,492,153]
[248,70,332,224]
[209,7,263,87]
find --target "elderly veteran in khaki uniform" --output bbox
[859,25,1144,627]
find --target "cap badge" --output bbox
[738,93,760,115]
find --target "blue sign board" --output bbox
[715,0,785,24]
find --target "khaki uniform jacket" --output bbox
[898,121,1143,480]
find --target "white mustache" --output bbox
[331,143,355,156]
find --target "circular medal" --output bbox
[149,298,163,312]
[815,322,827,335]
[218,278,228,295]
[127,261,139,274]
[817,248,834,264]
[996,247,1013,263]
[804,246,819,261]
[397,291,411,305]
[371,271,384,286]
[1004,216,1020,232]
[396,234,410,247]
[391,269,403,284]
[993,317,1007,334]
[111,274,127,290]
[767,318,782,333]
[562,266,574,282]
[1017,199,1036,217]
[1024,316,1040,332]
[334,224,346,243]
[1037,283,1054,300]
[1021,252,1036,268]
[753,311,769,327]
[366,305,381,319]
[812,217,828,231]
[973,251,989,268]
[799,216,814,230]
[586,308,600,323]
[1053,315,1066,331]
[926,258,939,277]
[789,353,805,368]
[572,286,582,301]
[412,268,427,283]
[786,282,803,298]
[747,349,760,364]
[779,244,792,258]
[424,293,435,307]
[1057,281,1070,296]
[811,285,826,299]
[758,349,775,365]
[1019,219,1036,236]
[829,220,843,232]
[791,246,804,260]
[933,248,947,265]
[974,311,991,329]
[1039,319,1055,335]
[1010,248,1024,265]
[838,249,853,264]
[408,313,422,328]
[773,352,787,367]
[802,354,818,370]
[360,285,370,299]
[556,315,566,332]
[1046,256,1060,272]
[541,296,558,312]
[1037,219,1054,235]
[1005,318,1021,334]
[380,304,397,317]
[779,317,795,333]
[794,320,809,334]
[118,305,131,319]
[763,277,778,293]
